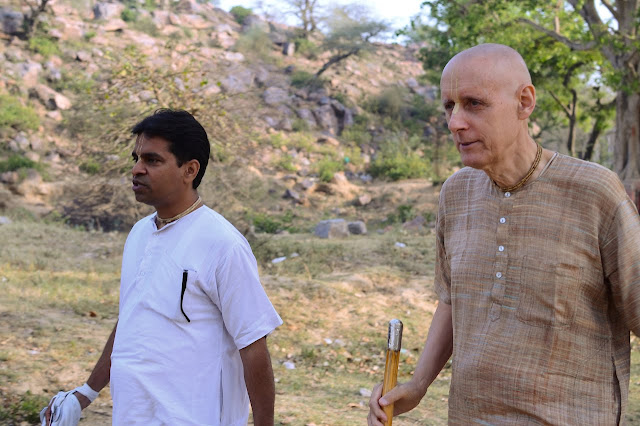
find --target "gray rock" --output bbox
[283,188,301,202]
[220,67,255,93]
[315,219,349,239]
[93,2,124,20]
[17,61,42,88]
[1,9,23,35]
[282,41,295,56]
[313,105,338,134]
[348,221,367,235]
[300,179,314,191]
[14,132,30,150]
[354,194,372,206]
[152,10,170,27]
[295,108,317,129]
[75,50,91,62]
[263,87,289,105]
[277,117,292,131]
[138,90,155,102]
[0,171,19,184]
[402,215,426,232]
[30,84,72,110]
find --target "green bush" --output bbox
[294,37,319,58]
[121,8,139,22]
[291,118,309,132]
[0,155,38,173]
[132,16,159,37]
[386,204,416,224]
[249,210,294,234]
[274,154,296,172]
[84,30,96,41]
[230,5,252,25]
[366,86,409,119]
[0,94,40,131]
[290,70,323,90]
[80,159,101,175]
[368,151,431,181]
[235,27,273,61]
[28,36,60,57]
[316,157,343,182]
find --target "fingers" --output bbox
[367,383,387,425]
[45,401,53,426]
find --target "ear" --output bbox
[183,159,200,185]
[517,83,536,119]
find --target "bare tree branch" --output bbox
[516,18,597,51]
[599,0,620,22]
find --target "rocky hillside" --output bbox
[0,0,449,233]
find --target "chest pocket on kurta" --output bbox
[517,256,582,328]
[141,252,198,324]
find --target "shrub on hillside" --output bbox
[290,70,324,90]
[28,36,60,58]
[294,38,319,59]
[316,157,343,182]
[230,6,252,25]
[368,151,431,181]
[0,94,40,131]
[235,27,273,62]
[132,16,159,37]
[121,8,139,22]
[0,155,37,173]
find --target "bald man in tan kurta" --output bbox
[368,44,640,425]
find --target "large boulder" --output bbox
[220,67,255,93]
[263,87,289,106]
[242,15,268,33]
[0,8,23,35]
[93,2,124,20]
[314,219,349,239]
[313,105,339,135]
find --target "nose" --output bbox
[132,159,145,176]
[447,108,468,134]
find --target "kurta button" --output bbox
[498,246,505,252]
[505,192,511,197]
[496,272,502,278]
[500,217,506,224]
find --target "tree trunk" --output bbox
[614,90,640,181]
[615,90,640,211]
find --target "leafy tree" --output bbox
[419,0,639,185]
[284,0,320,39]
[314,4,388,77]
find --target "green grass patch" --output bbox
[28,36,60,58]
[0,94,40,131]
[0,391,50,424]
[316,157,343,182]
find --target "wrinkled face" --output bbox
[440,57,522,171]
[131,135,186,211]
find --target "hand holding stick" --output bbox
[381,319,403,426]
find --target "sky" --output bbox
[216,0,425,34]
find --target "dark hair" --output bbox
[131,109,210,189]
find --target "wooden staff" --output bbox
[381,319,403,426]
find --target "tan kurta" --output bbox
[435,153,640,424]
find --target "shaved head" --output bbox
[441,43,532,95]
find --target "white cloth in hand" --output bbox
[40,391,81,426]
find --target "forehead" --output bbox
[440,60,499,101]
[134,134,171,154]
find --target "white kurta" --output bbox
[110,206,282,425]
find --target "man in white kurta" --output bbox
[111,205,282,425]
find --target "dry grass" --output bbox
[2,219,640,425]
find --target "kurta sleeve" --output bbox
[602,196,640,335]
[434,187,452,305]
